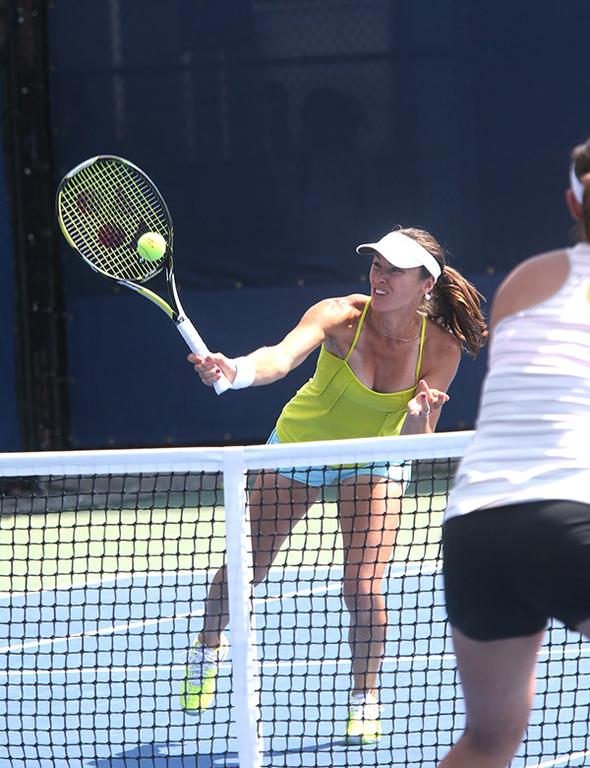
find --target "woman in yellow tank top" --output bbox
[182,227,487,743]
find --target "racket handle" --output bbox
[177,318,231,395]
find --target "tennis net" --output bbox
[1,432,589,768]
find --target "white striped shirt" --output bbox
[445,242,590,520]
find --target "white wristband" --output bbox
[231,355,256,390]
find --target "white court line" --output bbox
[1,663,189,679]
[0,571,413,656]
[0,558,443,602]
[262,583,341,604]
[0,563,337,601]
[1,652,421,680]
[0,567,214,601]
[0,563,437,660]
[0,607,204,654]
[257,654,454,671]
[528,749,590,767]
[5,643,590,680]
[5,642,586,676]
[0,582,341,654]
[2,571,588,663]
[1,658,352,681]
[0,662,211,680]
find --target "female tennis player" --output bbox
[438,138,590,768]
[182,226,487,744]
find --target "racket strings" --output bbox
[86,161,168,278]
[58,158,171,282]
[63,172,159,280]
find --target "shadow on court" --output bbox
[89,744,239,768]
[89,738,367,768]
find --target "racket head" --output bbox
[56,155,174,284]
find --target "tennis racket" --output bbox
[56,155,231,395]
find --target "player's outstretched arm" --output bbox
[188,298,349,390]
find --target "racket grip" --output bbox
[177,318,231,395]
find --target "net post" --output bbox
[223,446,263,768]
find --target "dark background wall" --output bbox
[2,0,590,449]
[0,132,19,450]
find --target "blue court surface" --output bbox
[1,564,590,768]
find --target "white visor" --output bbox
[570,164,585,204]
[356,231,441,280]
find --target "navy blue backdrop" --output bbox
[23,0,589,447]
[0,131,20,451]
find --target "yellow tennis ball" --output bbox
[137,232,167,262]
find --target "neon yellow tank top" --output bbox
[275,301,426,443]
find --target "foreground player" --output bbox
[438,138,590,767]
[184,227,486,743]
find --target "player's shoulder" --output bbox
[420,317,461,385]
[424,316,461,357]
[308,294,368,323]
[491,248,569,327]
[500,249,567,287]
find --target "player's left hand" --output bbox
[406,379,449,417]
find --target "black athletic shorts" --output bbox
[442,499,590,641]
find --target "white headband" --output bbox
[356,231,442,280]
[570,164,585,204]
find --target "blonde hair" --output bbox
[398,227,488,358]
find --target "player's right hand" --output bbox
[188,353,236,387]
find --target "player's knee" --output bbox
[464,717,527,759]
[342,573,383,616]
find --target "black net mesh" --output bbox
[1,451,590,767]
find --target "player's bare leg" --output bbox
[181,472,319,712]
[338,476,402,743]
[437,628,545,767]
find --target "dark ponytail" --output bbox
[399,227,488,358]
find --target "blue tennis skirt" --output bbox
[266,429,411,487]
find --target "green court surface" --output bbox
[0,478,446,594]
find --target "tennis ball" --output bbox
[137,232,167,262]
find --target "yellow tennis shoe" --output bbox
[180,634,229,712]
[345,692,382,745]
